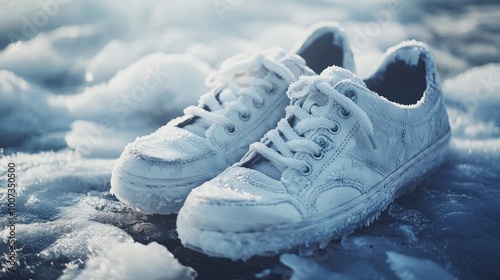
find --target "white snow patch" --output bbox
[386,251,455,280]
[0,25,97,85]
[280,254,351,280]
[37,221,132,260]
[64,53,211,124]
[444,63,500,124]
[85,40,151,84]
[63,53,212,157]
[66,242,196,280]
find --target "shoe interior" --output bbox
[297,32,344,74]
[365,56,427,106]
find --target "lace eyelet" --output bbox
[312,151,324,160]
[301,163,313,175]
[253,99,264,108]
[239,111,251,121]
[225,125,236,134]
[316,137,330,149]
[328,122,341,134]
[344,89,357,102]
[266,85,276,95]
[339,107,352,118]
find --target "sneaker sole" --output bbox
[110,166,221,214]
[177,130,451,260]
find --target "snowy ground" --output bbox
[1,0,499,279]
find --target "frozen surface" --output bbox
[1,0,499,279]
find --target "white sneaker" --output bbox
[177,41,451,260]
[110,22,355,214]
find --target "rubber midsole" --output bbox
[112,165,222,189]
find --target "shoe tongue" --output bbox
[321,65,365,86]
[302,66,367,117]
[182,117,212,138]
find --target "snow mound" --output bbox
[0,70,70,148]
[64,53,212,157]
[68,242,196,280]
[0,52,211,155]
[85,39,151,85]
[0,25,98,87]
[444,63,500,125]
[65,53,211,125]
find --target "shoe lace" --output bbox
[249,76,377,174]
[182,49,302,133]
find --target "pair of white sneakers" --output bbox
[110,22,451,260]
